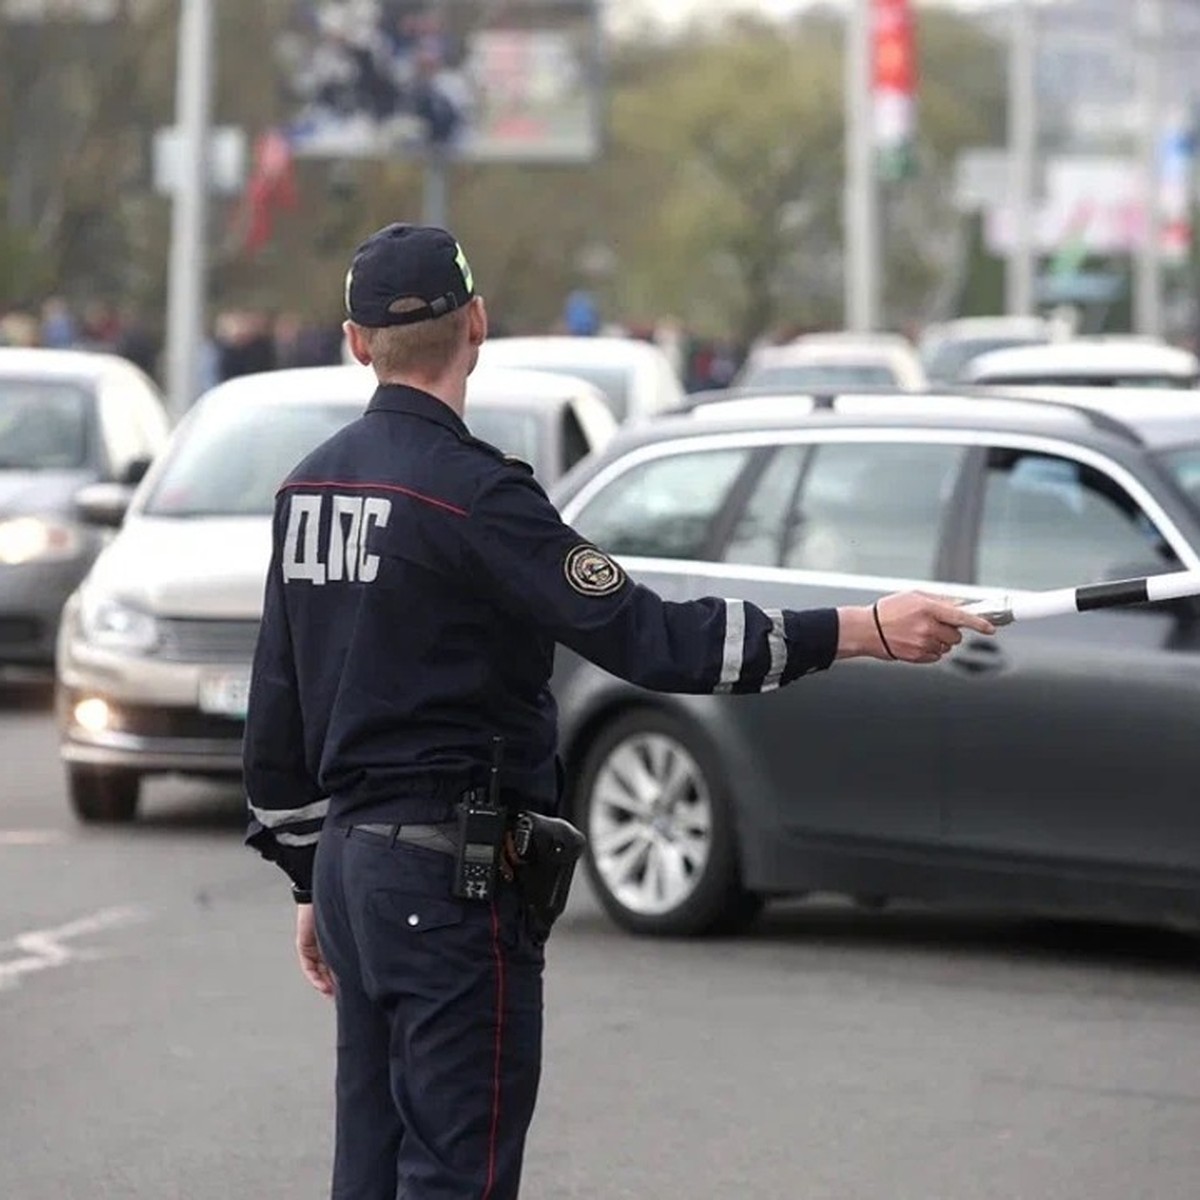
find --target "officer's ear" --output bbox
[344,321,373,367]
[467,296,488,349]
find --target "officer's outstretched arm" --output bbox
[244,533,325,894]
[464,470,838,694]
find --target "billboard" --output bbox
[984,154,1191,264]
[276,0,603,163]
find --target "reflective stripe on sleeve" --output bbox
[248,798,329,830]
[761,610,788,693]
[714,599,746,694]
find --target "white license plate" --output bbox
[198,672,251,718]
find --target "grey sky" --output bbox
[608,0,993,33]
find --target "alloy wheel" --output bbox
[587,731,713,916]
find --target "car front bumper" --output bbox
[58,630,249,777]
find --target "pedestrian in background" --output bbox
[243,222,995,1200]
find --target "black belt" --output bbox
[347,821,460,856]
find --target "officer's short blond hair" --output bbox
[361,300,470,379]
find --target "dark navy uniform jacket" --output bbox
[244,384,840,892]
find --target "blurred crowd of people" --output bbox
[1,293,825,400]
[0,299,347,392]
[1,299,161,377]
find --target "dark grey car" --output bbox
[0,349,169,672]
[548,389,1200,936]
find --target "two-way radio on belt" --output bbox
[963,569,1200,627]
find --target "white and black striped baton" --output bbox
[963,569,1200,627]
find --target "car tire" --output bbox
[68,766,140,824]
[574,707,763,937]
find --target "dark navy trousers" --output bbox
[313,824,545,1199]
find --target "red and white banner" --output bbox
[872,0,917,174]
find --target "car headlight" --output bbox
[79,595,160,653]
[0,517,81,565]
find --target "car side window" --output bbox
[573,447,753,560]
[782,442,966,578]
[561,406,590,473]
[722,445,811,566]
[976,449,1178,590]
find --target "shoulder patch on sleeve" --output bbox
[564,544,626,596]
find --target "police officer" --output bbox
[243,223,996,1200]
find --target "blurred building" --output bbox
[981,0,1200,152]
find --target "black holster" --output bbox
[511,811,586,943]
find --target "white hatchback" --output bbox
[55,364,614,822]
[478,335,686,423]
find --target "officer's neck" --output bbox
[377,371,467,420]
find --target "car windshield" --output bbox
[466,405,543,468]
[0,379,89,470]
[742,363,896,389]
[925,336,1047,382]
[142,401,359,517]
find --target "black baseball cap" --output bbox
[344,223,476,328]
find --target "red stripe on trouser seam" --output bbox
[483,900,506,1200]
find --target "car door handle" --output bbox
[949,637,1006,675]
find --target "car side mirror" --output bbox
[75,482,134,529]
[121,457,152,486]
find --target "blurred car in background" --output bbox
[548,387,1200,937]
[735,333,927,392]
[965,338,1200,389]
[478,335,686,423]
[56,364,614,822]
[464,370,619,481]
[0,349,169,676]
[919,315,1057,383]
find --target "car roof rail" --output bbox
[801,386,1145,446]
[681,384,1147,445]
[954,385,1145,445]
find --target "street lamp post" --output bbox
[1135,0,1165,337]
[164,0,214,423]
[1006,0,1037,317]
[845,0,880,332]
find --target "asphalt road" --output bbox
[3,686,1200,1200]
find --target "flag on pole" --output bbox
[232,128,300,258]
[872,0,917,182]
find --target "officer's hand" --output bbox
[837,593,996,664]
[295,903,335,998]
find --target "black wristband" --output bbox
[872,601,898,661]
[292,885,313,905]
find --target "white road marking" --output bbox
[0,905,148,992]
[0,829,69,846]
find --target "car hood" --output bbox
[0,470,94,518]
[86,516,272,619]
